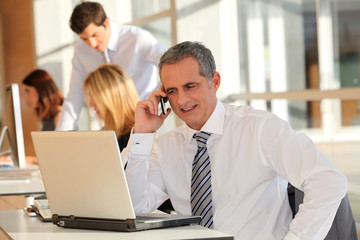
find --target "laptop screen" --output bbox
[31,131,136,220]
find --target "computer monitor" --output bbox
[0,83,26,168]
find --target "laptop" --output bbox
[31,131,200,231]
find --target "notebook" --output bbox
[31,131,200,231]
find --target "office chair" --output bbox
[287,183,359,240]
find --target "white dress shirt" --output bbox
[123,100,347,240]
[56,21,167,130]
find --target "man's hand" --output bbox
[133,86,171,133]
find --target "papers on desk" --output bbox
[38,209,52,221]
[32,199,52,222]
[34,199,49,209]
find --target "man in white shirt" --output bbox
[56,1,166,130]
[123,41,348,239]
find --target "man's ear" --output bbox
[211,72,221,92]
[103,18,110,28]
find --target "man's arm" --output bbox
[259,115,348,239]
[122,87,171,213]
[122,132,169,213]
[56,90,84,130]
[56,50,87,131]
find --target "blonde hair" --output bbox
[83,64,139,137]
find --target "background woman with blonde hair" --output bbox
[83,63,139,151]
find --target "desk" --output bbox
[0,210,234,240]
[0,169,45,210]
[0,169,45,196]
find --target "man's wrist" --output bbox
[129,131,156,155]
[133,125,155,134]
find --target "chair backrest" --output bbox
[287,183,359,240]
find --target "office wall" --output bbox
[0,3,3,106]
[0,0,37,156]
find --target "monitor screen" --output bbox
[0,83,26,168]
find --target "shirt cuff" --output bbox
[129,132,156,155]
[283,231,299,240]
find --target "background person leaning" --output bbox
[56,1,167,130]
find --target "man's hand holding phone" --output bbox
[133,86,171,133]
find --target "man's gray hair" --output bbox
[159,41,216,84]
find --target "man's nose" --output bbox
[177,90,189,106]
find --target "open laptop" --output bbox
[31,131,200,231]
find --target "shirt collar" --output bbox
[107,21,119,52]
[182,100,225,143]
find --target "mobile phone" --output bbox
[160,97,167,115]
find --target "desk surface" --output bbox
[0,169,45,196]
[0,210,234,240]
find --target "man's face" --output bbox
[78,19,111,52]
[161,57,220,131]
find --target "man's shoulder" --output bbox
[112,23,161,51]
[74,39,86,49]
[223,103,273,120]
[73,39,93,53]
[115,23,150,36]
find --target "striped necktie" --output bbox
[104,48,111,63]
[191,131,213,228]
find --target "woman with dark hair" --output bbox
[22,69,64,131]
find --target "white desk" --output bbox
[0,169,45,196]
[0,210,234,240]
